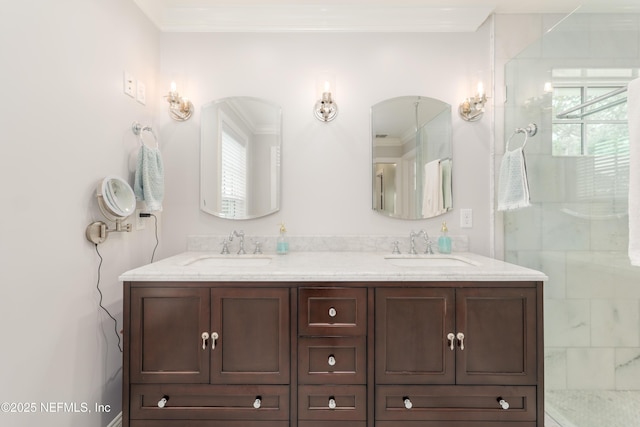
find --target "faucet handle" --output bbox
[424,239,434,255]
[253,241,263,255]
[391,241,401,254]
[220,239,230,255]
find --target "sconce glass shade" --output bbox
[314,92,338,122]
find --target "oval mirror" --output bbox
[201,97,282,219]
[98,176,136,219]
[371,96,452,219]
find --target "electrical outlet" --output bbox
[136,80,146,105]
[135,209,145,230]
[123,71,135,97]
[460,208,473,228]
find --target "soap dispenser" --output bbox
[277,223,289,255]
[438,221,452,254]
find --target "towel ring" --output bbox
[132,121,159,149]
[506,123,537,151]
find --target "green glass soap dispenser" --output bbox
[277,223,289,255]
[438,221,452,254]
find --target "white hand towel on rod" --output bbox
[627,77,640,266]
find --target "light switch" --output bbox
[123,72,135,97]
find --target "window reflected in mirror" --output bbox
[201,97,282,220]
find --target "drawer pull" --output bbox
[328,307,337,318]
[403,397,413,409]
[456,332,465,350]
[328,355,336,366]
[210,332,219,350]
[253,396,262,409]
[447,332,455,350]
[201,332,209,349]
[157,396,169,408]
[498,397,510,410]
[328,397,337,409]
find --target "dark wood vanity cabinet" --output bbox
[125,284,290,427]
[375,286,540,427]
[123,281,543,427]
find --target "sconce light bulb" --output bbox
[477,81,484,98]
[543,82,553,93]
[324,81,331,93]
[170,81,177,93]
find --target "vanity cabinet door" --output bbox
[130,287,211,384]
[375,288,456,384]
[210,288,290,385]
[455,288,537,385]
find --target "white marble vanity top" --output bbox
[119,251,547,282]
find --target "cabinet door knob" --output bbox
[328,397,337,409]
[447,333,456,350]
[157,396,169,408]
[456,332,465,350]
[201,332,210,350]
[498,398,510,410]
[403,397,413,409]
[328,307,337,318]
[211,332,219,350]
[328,355,336,366]
[253,396,262,409]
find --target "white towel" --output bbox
[498,146,530,211]
[628,77,640,266]
[441,158,452,211]
[134,143,164,212]
[422,159,443,217]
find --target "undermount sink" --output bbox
[384,254,478,268]
[183,255,272,267]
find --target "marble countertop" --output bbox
[119,251,548,282]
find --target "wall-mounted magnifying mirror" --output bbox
[201,97,282,220]
[86,176,135,244]
[371,96,453,219]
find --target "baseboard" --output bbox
[106,411,122,427]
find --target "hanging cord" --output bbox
[140,213,160,263]
[150,214,159,263]
[94,244,123,353]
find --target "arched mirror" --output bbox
[201,97,282,220]
[371,96,453,219]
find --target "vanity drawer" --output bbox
[299,336,366,384]
[299,288,367,336]
[130,384,289,420]
[376,385,536,422]
[298,385,367,421]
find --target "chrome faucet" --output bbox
[229,230,246,255]
[409,230,434,254]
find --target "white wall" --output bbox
[157,27,493,258]
[0,1,159,426]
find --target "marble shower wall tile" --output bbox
[567,348,615,389]
[615,349,640,390]
[591,299,640,347]
[544,299,590,347]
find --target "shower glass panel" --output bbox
[502,12,640,427]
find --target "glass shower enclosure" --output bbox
[502,12,640,427]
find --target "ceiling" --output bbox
[132,0,640,32]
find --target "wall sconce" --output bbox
[166,81,193,121]
[314,79,338,122]
[459,81,487,122]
